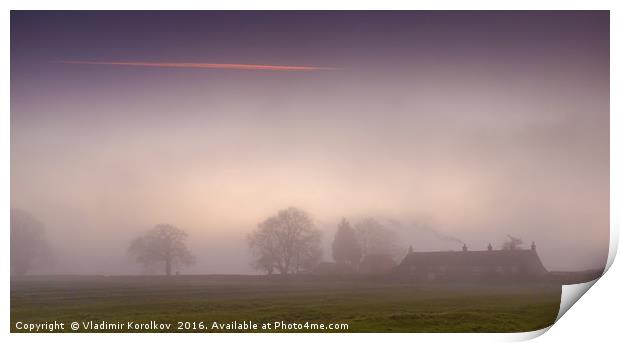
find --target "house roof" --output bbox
[397,249,547,274]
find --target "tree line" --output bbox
[11,207,529,276]
[11,207,403,276]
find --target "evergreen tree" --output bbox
[332,218,362,266]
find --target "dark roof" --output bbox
[397,249,547,274]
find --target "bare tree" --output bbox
[248,217,279,275]
[291,227,322,274]
[248,207,322,275]
[128,224,195,276]
[355,218,401,259]
[10,208,53,276]
[332,218,362,266]
[502,235,524,251]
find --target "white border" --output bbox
[3,2,618,342]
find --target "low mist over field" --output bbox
[11,11,609,275]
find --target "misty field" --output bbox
[11,275,561,333]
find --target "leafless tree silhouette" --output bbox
[248,207,322,275]
[128,224,195,276]
[11,208,53,276]
[355,218,401,259]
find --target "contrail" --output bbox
[59,60,336,71]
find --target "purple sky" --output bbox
[11,11,609,274]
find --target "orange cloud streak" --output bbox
[60,60,336,71]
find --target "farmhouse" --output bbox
[395,242,547,280]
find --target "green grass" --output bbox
[11,275,561,333]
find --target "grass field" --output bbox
[11,275,561,333]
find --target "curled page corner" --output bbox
[556,279,598,322]
[604,228,618,273]
[507,326,551,341]
[550,228,614,327]
[551,228,617,324]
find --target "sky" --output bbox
[11,11,609,274]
